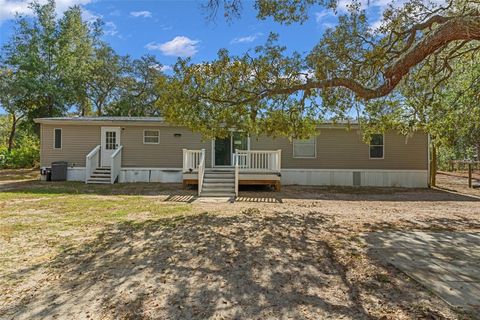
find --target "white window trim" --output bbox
[143,129,160,144]
[53,128,62,150]
[369,134,385,160]
[293,137,317,159]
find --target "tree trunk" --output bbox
[430,143,437,187]
[7,114,17,152]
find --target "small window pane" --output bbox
[144,136,158,143]
[144,130,159,144]
[293,137,316,158]
[369,134,384,158]
[370,134,383,146]
[370,146,384,158]
[105,131,116,150]
[54,129,62,149]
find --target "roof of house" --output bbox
[34,116,360,126]
[34,116,165,123]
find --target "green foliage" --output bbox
[162,0,479,143]
[0,0,168,167]
[0,131,39,169]
[104,55,165,117]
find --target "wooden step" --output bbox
[202,186,235,193]
[200,192,235,197]
[204,178,234,183]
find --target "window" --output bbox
[369,134,384,159]
[105,131,117,150]
[293,137,316,158]
[144,130,160,144]
[54,129,62,149]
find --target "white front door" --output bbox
[101,127,121,167]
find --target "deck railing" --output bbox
[234,152,239,196]
[85,145,100,183]
[110,145,123,184]
[183,149,204,172]
[234,150,282,173]
[197,149,206,195]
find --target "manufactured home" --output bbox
[35,117,429,196]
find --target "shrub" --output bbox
[0,136,39,169]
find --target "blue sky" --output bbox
[0,0,384,69]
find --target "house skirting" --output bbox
[58,167,427,187]
[61,167,183,183]
[280,169,428,188]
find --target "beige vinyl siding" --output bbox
[121,126,211,168]
[40,124,100,167]
[40,124,212,168]
[250,129,428,170]
[40,123,427,171]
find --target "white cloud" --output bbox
[130,10,152,18]
[0,0,93,23]
[315,10,332,23]
[81,9,102,22]
[109,9,121,16]
[314,10,337,29]
[230,32,263,44]
[151,64,173,72]
[160,65,172,72]
[146,36,200,57]
[103,21,117,36]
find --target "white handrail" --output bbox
[235,149,282,172]
[234,149,239,197]
[197,149,206,195]
[110,145,123,184]
[85,145,101,183]
[183,149,203,172]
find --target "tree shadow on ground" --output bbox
[0,180,197,197]
[240,185,480,202]
[0,211,448,320]
[2,180,479,203]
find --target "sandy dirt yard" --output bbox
[0,170,479,319]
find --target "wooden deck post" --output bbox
[468,163,473,188]
[274,181,281,191]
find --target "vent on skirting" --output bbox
[353,171,361,186]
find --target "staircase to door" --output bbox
[87,167,111,184]
[200,169,235,197]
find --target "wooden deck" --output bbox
[183,172,281,191]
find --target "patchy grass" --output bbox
[0,185,191,291]
[0,168,39,181]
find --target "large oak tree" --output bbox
[159,0,480,139]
